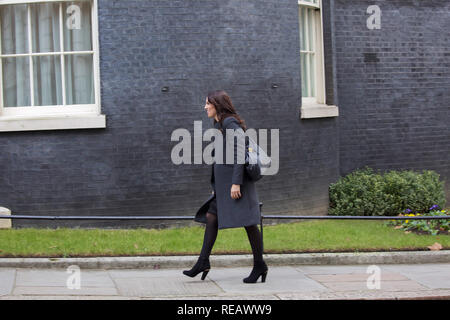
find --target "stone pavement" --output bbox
[1,263,450,300]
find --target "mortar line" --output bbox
[11,268,17,296]
[106,269,122,297]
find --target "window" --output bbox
[0,0,105,132]
[298,0,338,118]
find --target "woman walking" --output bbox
[183,90,268,283]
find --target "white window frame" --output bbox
[0,0,105,131]
[298,0,338,119]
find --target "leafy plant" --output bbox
[328,166,446,216]
[387,206,449,236]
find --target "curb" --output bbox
[0,251,449,269]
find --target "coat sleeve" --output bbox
[225,119,245,186]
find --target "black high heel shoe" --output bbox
[243,261,268,283]
[183,258,211,280]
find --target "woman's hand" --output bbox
[231,184,242,199]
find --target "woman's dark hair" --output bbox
[207,90,247,131]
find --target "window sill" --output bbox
[301,101,339,119]
[0,113,106,132]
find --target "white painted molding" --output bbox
[0,114,106,132]
[0,207,11,229]
[301,101,339,119]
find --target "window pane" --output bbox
[299,6,315,52]
[63,1,92,51]
[33,55,62,106]
[310,53,315,97]
[299,7,306,51]
[302,0,319,4]
[2,57,31,107]
[308,9,315,52]
[300,53,308,97]
[31,2,61,53]
[299,4,318,98]
[65,54,94,105]
[301,53,316,98]
[0,4,29,55]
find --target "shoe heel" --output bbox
[201,269,210,280]
[261,271,267,283]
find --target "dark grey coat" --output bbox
[194,116,261,229]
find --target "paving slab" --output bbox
[394,273,450,290]
[277,290,450,300]
[296,265,392,274]
[306,272,409,282]
[146,294,280,300]
[0,269,15,296]
[13,286,118,296]
[0,295,136,300]
[11,269,118,296]
[207,266,328,294]
[114,276,223,297]
[109,269,186,279]
[109,268,225,298]
[382,263,450,273]
[15,269,115,288]
[299,264,449,292]
[316,280,428,292]
[377,263,450,290]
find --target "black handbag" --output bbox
[245,136,271,182]
[245,136,262,181]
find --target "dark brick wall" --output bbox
[5,0,446,229]
[333,0,450,202]
[1,0,340,228]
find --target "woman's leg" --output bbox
[244,225,264,265]
[199,212,218,261]
[243,225,268,283]
[183,212,218,278]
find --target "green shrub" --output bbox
[328,166,446,216]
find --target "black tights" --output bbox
[199,212,263,265]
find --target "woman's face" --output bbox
[204,98,217,119]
